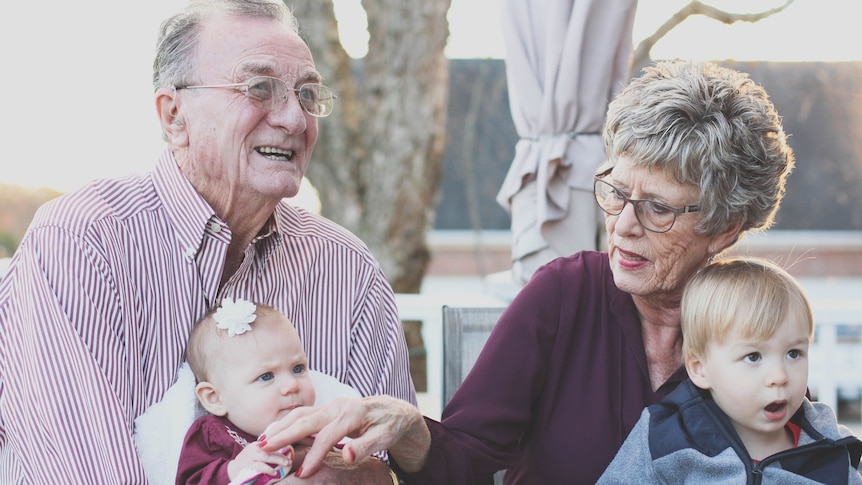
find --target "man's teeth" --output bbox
[257,147,294,160]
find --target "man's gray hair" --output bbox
[152,0,298,90]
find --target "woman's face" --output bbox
[603,156,729,301]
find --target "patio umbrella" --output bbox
[496,0,638,285]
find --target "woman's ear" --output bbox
[685,354,712,391]
[195,381,227,416]
[155,87,189,147]
[708,220,744,256]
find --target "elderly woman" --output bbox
[261,60,795,484]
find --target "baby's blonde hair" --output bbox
[681,257,814,361]
[186,302,287,383]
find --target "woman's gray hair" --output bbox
[603,60,795,239]
[152,0,299,90]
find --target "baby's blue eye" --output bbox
[292,364,305,375]
[258,372,274,382]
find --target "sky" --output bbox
[1,0,858,193]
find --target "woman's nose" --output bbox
[613,201,645,236]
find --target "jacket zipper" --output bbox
[749,436,861,483]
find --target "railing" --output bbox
[2,255,859,427]
[395,291,508,416]
[397,280,862,429]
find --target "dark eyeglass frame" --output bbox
[175,76,336,118]
[593,168,699,233]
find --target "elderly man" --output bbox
[0,1,413,482]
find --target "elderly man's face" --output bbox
[175,13,320,206]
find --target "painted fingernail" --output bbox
[295,467,303,478]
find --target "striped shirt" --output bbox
[0,149,416,483]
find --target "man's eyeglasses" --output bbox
[593,170,699,233]
[175,76,336,117]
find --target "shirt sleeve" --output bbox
[398,259,571,482]
[347,267,417,405]
[0,225,147,482]
[176,418,233,485]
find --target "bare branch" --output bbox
[632,0,795,70]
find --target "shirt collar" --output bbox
[152,148,286,261]
[152,148,217,258]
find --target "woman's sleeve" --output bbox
[399,262,569,482]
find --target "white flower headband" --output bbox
[213,297,257,337]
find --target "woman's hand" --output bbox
[260,395,431,478]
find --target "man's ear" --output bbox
[195,381,227,416]
[155,87,189,147]
[685,354,712,391]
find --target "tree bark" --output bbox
[292,0,452,295]
[290,1,452,391]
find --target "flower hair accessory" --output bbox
[214,297,257,337]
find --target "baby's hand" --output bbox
[228,442,294,484]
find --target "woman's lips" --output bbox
[616,248,648,269]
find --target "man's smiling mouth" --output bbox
[256,146,294,161]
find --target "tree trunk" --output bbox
[290,1,452,391]
[292,0,451,295]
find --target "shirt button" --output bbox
[185,247,196,259]
[210,222,221,233]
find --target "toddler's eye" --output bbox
[292,364,305,375]
[743,352,762,363]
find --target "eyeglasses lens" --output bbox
[246,77,280,110]
[594,179,673,233]
[298,84,334,117]
[595,179,622,213]
[244,77,333,117]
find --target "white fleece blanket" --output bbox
[133,363,360,485]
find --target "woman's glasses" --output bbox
[593,171,699,233]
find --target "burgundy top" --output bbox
[176,415,257,485]
[401,251,687,484]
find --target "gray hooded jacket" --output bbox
[598,379,862,484]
